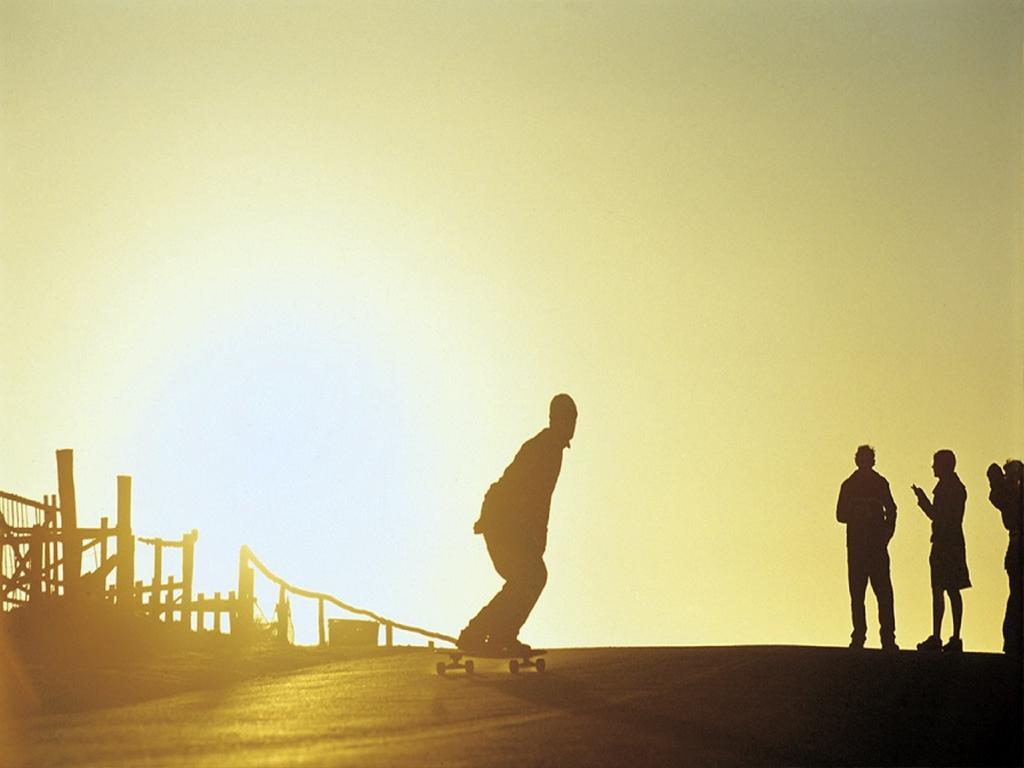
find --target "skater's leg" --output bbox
[498,556,547,643]
[472,530,546,645]
[458,531,518,648]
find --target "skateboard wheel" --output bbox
[465,660,475,675]
[509,659,520,674]
[436,662,447,676]
[535,657,546,673]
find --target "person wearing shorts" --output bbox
[913,449,971,653]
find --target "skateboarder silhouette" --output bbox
[457,394,577,656]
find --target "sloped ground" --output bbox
[1,600,376,714]
[4,645,1021,768]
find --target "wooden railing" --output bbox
[238,545,457,647]
[135,530,196,622]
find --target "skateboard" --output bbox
[434,647,547,675]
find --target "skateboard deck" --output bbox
[434,647,547,675]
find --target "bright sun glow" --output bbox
[2,1,1021,652]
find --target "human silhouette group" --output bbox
[837,445,1023,655]
[454,397,1020,658]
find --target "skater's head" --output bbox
[932,449,956,479]
[549,393,577,446]
[854,445,875,470]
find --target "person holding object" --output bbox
[987,459,1023,655]
[913,449,971,653]
[457,394,578,656]
[836,445,898,651]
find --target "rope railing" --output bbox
[243,546,457,646]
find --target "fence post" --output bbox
[386,622,394,648]
[214,591,222,633]
[38,518,48,596]
[318,598,326,647]
[56,449,79,598]
[236,547,255,639]
[197,592,205,631]
[43,494,57,527]
[29,525,43,603]
[45,495,57,594]
[153,543,163,618]
[182,529,197,627]
[116,476,134,612]
[227,590,236,634]
[276,584,289,644]
[99,517,109,567]
[86,516,110,602]
[167,575,176,622]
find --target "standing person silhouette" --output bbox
[457,394,577,655]
[836,445,898,651]
[988,459,1023,655]
[913,449,971,653]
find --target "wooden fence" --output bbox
[0,450,203,629]
[3,449,454,647]
[1,450,135,610]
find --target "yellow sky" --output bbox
[2,1,1022,651]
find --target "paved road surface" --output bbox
[8,646,1022,767]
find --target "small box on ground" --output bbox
[328,618,379,647]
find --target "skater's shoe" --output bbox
[848,639,865,650]
[942,636,963,654]
[881,641,899,653]
[497,638,534,656]
[456,627,488,655]
[916,635,942,652]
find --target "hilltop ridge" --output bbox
[7,644,1021,767]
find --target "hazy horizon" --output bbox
[2,1,1022,651]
